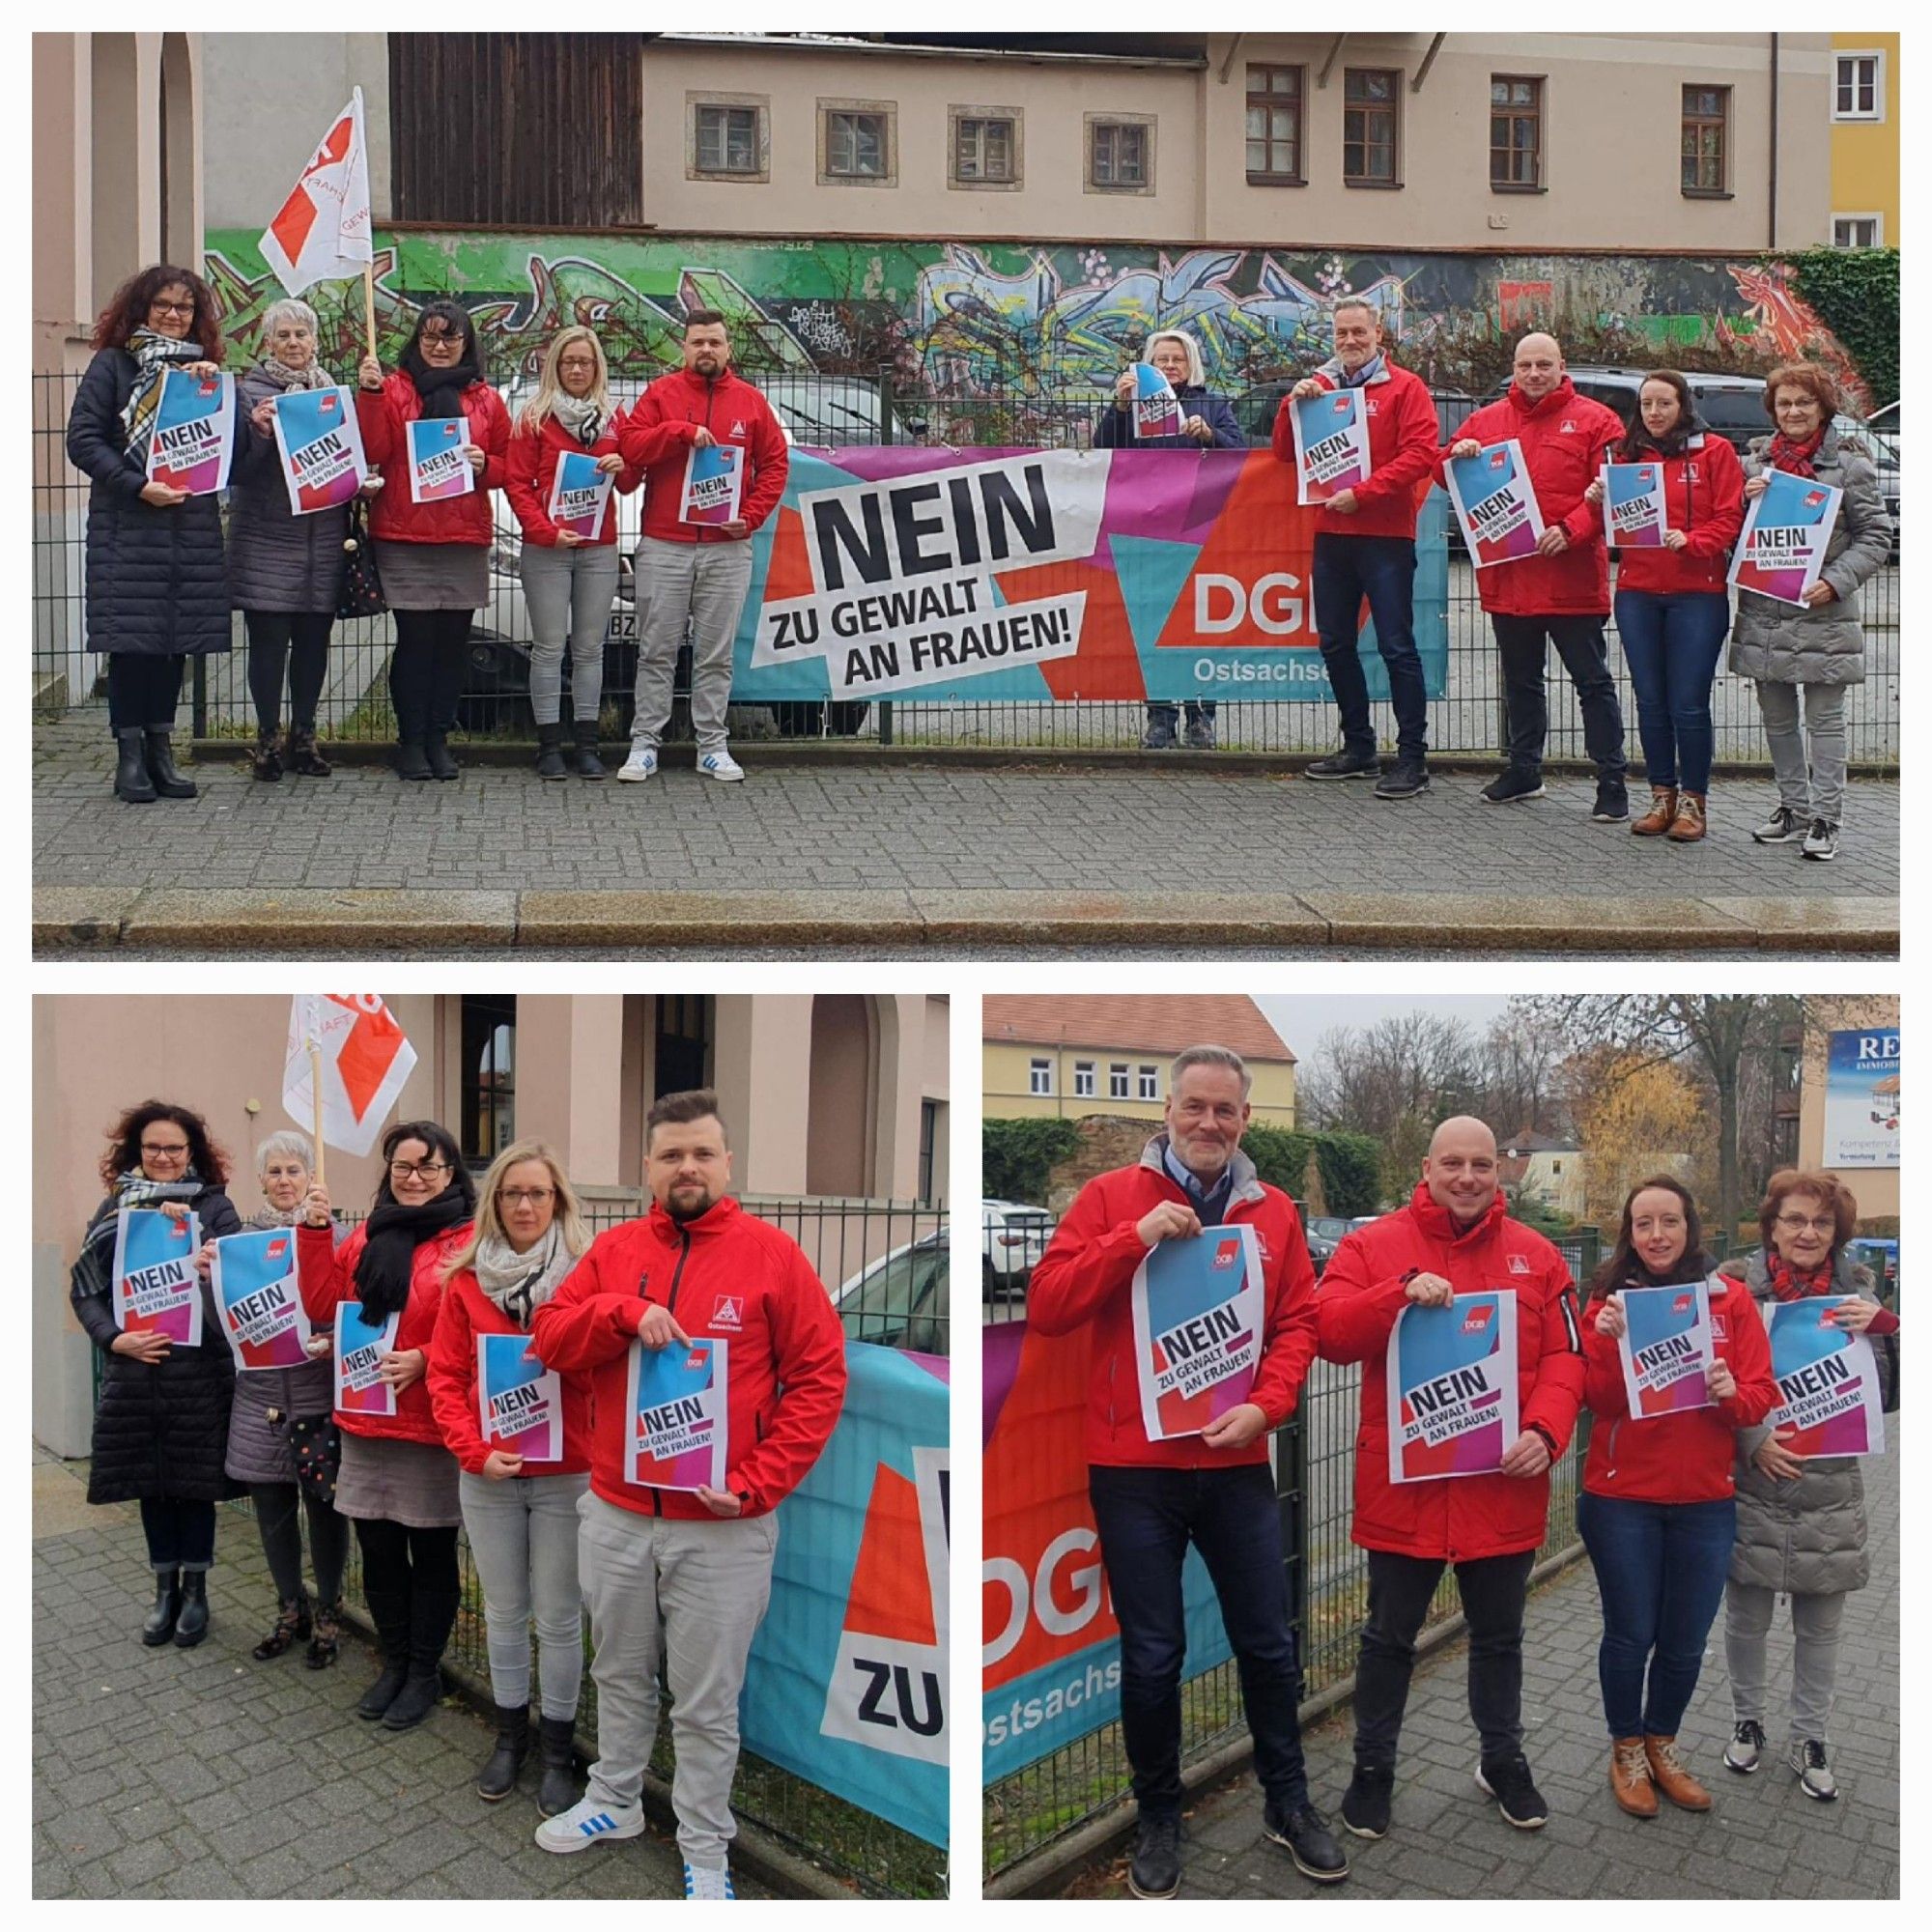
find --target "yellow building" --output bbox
[982,995,1296,1128]
[1829,34,1898,249]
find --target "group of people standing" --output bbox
[1031,1047,1897,1899]
[70,1091,846,1899]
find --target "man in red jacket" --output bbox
[527,1090,846,1898]
[1445,333,1630,820]
[615,311,790,784]
[1316,1115,1585,1839]
[1275,298,1440,801]
[1029,1045,1348,1897]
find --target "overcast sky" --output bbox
[1256,994,1515,1075]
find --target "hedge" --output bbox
[1780,247,1900,412]
[981,1118,1080,1206]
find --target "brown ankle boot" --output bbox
[1632,786,1677,836]
[1666,791,1707,842]
[1645,1734,1712,1810]
[1611,1737,1659,1816]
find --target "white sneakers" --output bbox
[534,1795,646,1854]
[617,745,659,782]
[698,749,745,782]
[684,1862,736,1899]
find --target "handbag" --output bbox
[336,496,387,619]
[289,1412,342,1508]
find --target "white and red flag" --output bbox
[283,996,417,1155]
[259,89,373,296]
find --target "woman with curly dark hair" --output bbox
[68,1100,244,1646]
[65,265,233,805]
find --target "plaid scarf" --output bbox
[119,328,211,467]
[1766,1248,1837,1302]
[71,1169,206,1306]
[1766,427,1827,479]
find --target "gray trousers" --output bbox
[458,1468,589,1718]
[1725,1579,1849,1744]
[630,535,753,753]
[1754,679,1848,826]
[578,1490,778,1868]
[521,541,619,725]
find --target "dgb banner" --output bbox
[726,447,1450,705]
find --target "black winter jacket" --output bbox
[65,348,232,658]
[71,1184,246,1505]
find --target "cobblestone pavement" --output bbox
[31,1455,771,1899]
[1071,1427,1898,1900]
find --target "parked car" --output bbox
[1845,1236,1899,1306]
[1300,1213,1352,1276]
[836,1229,949,1355]
[982,1199,1056,1302]
[1235,381,1476,452]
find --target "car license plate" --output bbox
[606,610,639,644]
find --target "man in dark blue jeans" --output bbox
[1028,1044,1349,1897]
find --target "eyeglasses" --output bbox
[1775,1212,1835,1235]
[389,1159,452,1180]
[141,1140,190,1157]
[149,299,196,318]
[497,1187,555,1208]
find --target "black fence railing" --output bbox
[33,368,1898,769]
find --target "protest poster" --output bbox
[209,1228,311,1369]
[407,417,474,504]
[1131,364,1183,440]
[1443,440,1546,567]
[624,1337,728,1491]
[1128,1226,1264,1440]
[1602,461,1668,548]
[681,441,744,526]
[112,1208,204,1347]
[1729,469,1842,607]
[145,368,236,497]
[1617,1281,1716,1416]
[1386,1291,1519,1482]
[334,1302,401,1416]
[547,449,613,540]
[270,385,368,516]
[1290,386,1373,505]
[1767,1298,1886,1458]
[476,1333,563,1463]
[1821,1027,1900,1169]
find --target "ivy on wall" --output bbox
[1780,248,1900,411]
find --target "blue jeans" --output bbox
[1577,1491,1736,1739]
[1612,590,1730,793]
[1089,1463,1309,1817]
[1312,534,1429,759]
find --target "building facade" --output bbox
[1829,33,1899,248]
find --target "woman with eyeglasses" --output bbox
[355,301,511,781]
[67,1102,243,1647]
[298,1122,476,1729]
[1721,1170,1898,1804]
[65,266,231,804]
[428,1141,594,1813]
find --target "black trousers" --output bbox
[354,1517,461,1671]
[106,653,186,732]
[387,608,472,743]
[1492,612,1627,782]
[248,1479,350,1605]
[244,610,334,733]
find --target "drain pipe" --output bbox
[1768,33,1780,248]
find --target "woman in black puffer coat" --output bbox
[69,1100,244,1648]
[65,264,232,806]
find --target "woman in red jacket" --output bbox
[355,302,510,781]
[505,327,638,781]
[429,1140,594,1815]
[1583,372,1747,842]
[298,1120,475,1730]
[1579,1176,1774,1819]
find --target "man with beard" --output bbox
[530,1090,846,1897]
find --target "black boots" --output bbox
[534,723,568,781]
[355,1599,412,1719]
[174,1570,211,1647]
[144,731,197,799]
[394,740,433,781]
[573,722,606,779]
[382,1664,444,1730]
[115,729,157,804]
[477,1702,531,1800]
[423,733,459,781]
[536,1714,580,1816]
[252,1594,310,1661]
[142,1570,181,1645]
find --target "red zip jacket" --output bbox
[297,1219,473,1445]
[503,412,640,548]
[1025,1137,1320,1470]
[1270,357,1440,541]
[1609,433,1747,597]
[528,1197,845,1520]
[426,1265,593,1477]
[1581,1271,1775,1504]
[616,367,789,545]
[1317,1183,1585,1560]
[1441,379,1624,616]
[355,373,511,546]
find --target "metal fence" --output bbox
[33,369,1898,769]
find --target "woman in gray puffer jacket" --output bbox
[1729,363,1893,864]
[1722,1169,1898,1804]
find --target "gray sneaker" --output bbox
[1750,804,1802,843]
[1789,1738,1838,1801]
[1723,1719,1766,1773]
[1801,819,1839,862]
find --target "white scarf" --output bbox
[472,1224,577,1328]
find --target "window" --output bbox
[1833,214,1884,249]
[918,1098,939,1205]
[1344,68,1401,185]
[1138,1065,1159,1102]
[1245,65,1304,184]
[691,99,765,180]
[1088,116,1152,192]
[820,102,895,185]
[1074,1062,1096,1098]
[1681,85,1730,195]
[653,995,712,1097]
[1549,1159,1564,1176]
[1490,75,1543,189]
[460,995,517,1164]
[952,109,1018,186]
[1833,51,1884,121]
[1029,1058,1053,1096]
[1109,1064,1130,1100]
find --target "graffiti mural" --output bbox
[205,230,1870,417]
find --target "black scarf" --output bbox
[354,1187,470,1321]
[404,356,481,419]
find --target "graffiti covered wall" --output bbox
[205,230,1871,417]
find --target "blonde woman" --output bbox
[427,1141,594,1813]
[504,327,639,778]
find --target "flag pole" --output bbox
[362,262,378,365]
[307,1037,327,1191]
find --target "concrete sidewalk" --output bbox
[31,1453,772,1899]
[1068,1427,1899,1900]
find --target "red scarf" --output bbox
[1766,1249,1836,1302]
[1766,428,1826,478]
